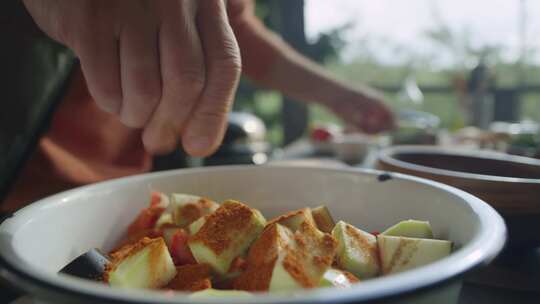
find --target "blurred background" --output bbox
[1,2,540,302]
[227,0,540,156]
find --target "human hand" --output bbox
[328,89,396,134]
[23,0,241,156]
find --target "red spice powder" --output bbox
[233,224,284,291]
[266,208,314,231]
[104,237,164,283]
[342,270,360,283]
[165,264,212,292]
[190,200,254,255]
[282,250,314,288]
[345,224,379,271]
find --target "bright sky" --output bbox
[305,0,540,66]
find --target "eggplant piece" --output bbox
[60,249,110,281]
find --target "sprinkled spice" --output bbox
[190,200,254,255]
[113,228,162,252]
[266,208,314,231]
[384,238,419,274]
[283,250,314,288]
[110,237,157,262]
[165,264,212,291]
[233,224,287,291]
[104,237,164,283]
[342,270,360,283]
[345,224,379,268]
[176,198,217,227]
[296,221,337,273]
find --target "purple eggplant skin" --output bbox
[60,249,110,281]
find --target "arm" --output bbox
[228,1,395,133]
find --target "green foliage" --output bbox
[521,93,540,122]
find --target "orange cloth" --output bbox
[2,68,152,211]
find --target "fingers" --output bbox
[78,34,123,114]
[142,1,205,154]
[118,4,162,128]
[69,4,123,114]
[182,0,242,156]
[358,103,395,134]
[37,0,240,157]
[332,97,396,134]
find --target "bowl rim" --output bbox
[378,145,540,184]
[0,165,507,304]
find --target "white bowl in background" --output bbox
[0,165,506,304]
[332,134,377,165]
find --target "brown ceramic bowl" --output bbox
[377,146,540,249]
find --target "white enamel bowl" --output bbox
[0,165,506,304]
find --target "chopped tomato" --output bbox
[371,231,380,236]
[311,127,333,142]
[127,206,165,237]
[170,229,196,265]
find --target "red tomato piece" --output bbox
[311,127,333,142]
[169,229,196,265]
[127,206,165,237]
